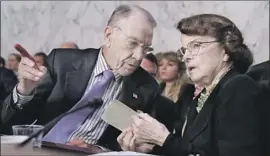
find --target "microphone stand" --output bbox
[17,98,103,147]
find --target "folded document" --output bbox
[101,99,137,131]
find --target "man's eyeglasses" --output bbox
[113,26,154,53]
[176,40,219,57]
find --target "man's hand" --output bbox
[66,138,88,148]
[15,46,47,95]
[117,127,136,151]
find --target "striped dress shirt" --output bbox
[68,51,123,144]
[13,50,123,144]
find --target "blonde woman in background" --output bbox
[155,52,164,63]
[158,52,187,102]
[154,52,164,83]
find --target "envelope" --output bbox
[102,100,137,131]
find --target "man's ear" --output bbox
[104,26,113,47]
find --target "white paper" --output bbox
[1,135,28,144]
[101,99,137,131]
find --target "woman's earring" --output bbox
[223,54,229,62]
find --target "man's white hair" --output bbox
[107,4,157,28]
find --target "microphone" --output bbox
[17,98,103,147]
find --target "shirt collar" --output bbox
[204,65,232,93]
[93,48,122,83]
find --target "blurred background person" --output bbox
[246,60,269,88]
[246,60,270,153]
[34,52,47,67]
[155,52,164,63]
[0,56,6,68]
[0,56,18,103]
[154,52,164,82]
[60,42,79,49]
[158,52,187,102]
[7,53,21,76]
[140,53,158,77]
[0,56,18,133]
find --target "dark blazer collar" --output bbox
[64,48,100,101]
[118,67,149,110]
[216,67,239,87]
[185,68,239,141]
[66,48,149,110]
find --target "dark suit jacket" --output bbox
[0,67,18,133]
[152,68,267,156]
[246,61,270,156]
[0,67,18,102]
[0,48,175,150]
[159,82,192,132]
[246,60,269,88]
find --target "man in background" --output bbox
[60,42,79,49]
[0,57,5,68]
[140,53,158,77]
[246,60,270,155]
[34,52,47,67]
[0,56,18,104]
[0,56,17,133]
[246,60,269,88]
[7,53,21,76]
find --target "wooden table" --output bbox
[1,135,106,155]
[1,143,90,155]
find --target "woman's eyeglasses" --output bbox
[176,40,219,57]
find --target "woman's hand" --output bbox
[131,112,170,147]
[117,127,136,151]
[117,127,155,153]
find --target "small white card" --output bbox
[1,136,28,144]
[102,99,137,131]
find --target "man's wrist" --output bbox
[17,83,35,96]
[12,84,35,109]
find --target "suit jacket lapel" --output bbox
[64,49,100,102]
[185,68,238,141]
[118,75,144,111]
[185,86,219,141]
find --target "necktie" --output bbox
[42,70,114,143]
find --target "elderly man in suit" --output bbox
[1,5,175,151]
[140,53,158,77]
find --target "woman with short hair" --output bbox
[117,14,265,156]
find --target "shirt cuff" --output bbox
[13,85,34,109]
